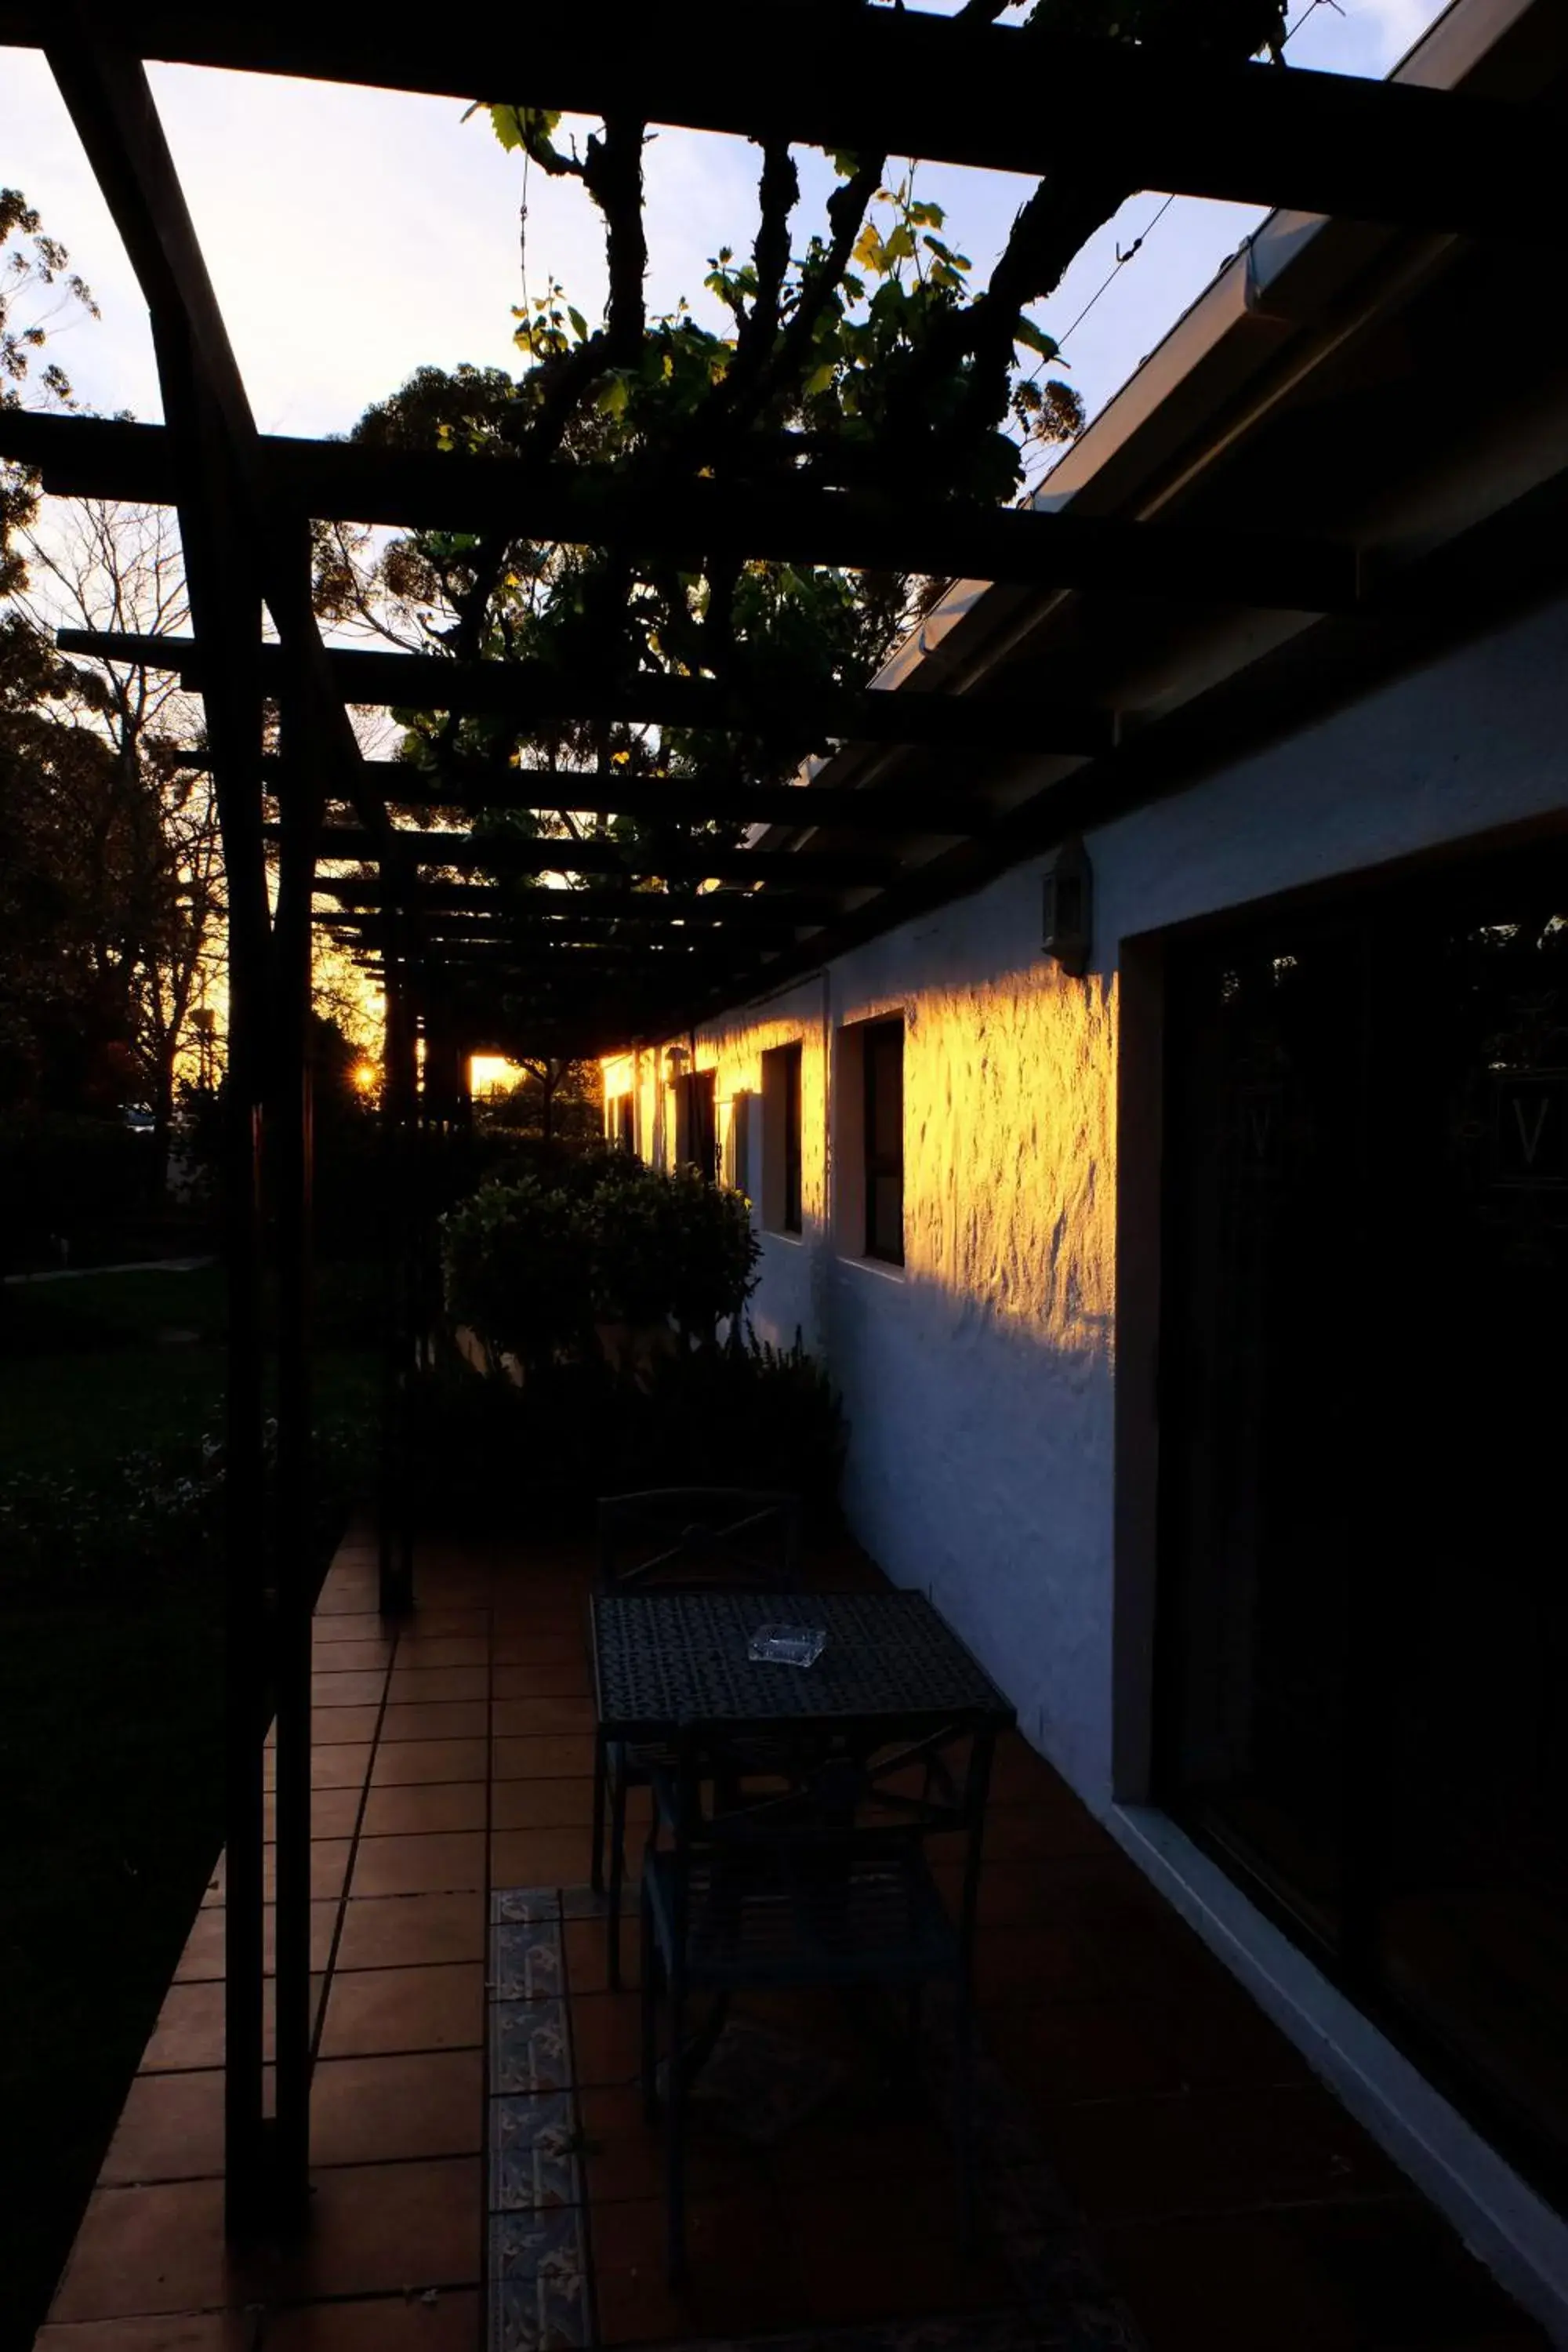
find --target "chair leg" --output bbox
[665,1976,688,2284]
[953,1975,976,2259]
[590,1734,608,1894]
[607,1769,629,1989]
[640,1882,659,2128]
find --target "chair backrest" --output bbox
[665,1717,991,1838]
[596,1486,803,1595]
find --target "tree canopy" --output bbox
[317,0,1288,876]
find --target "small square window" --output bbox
[762,1041,804,1233]
[862,1018,904,1265]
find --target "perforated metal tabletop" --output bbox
[590,1588,1014,1742]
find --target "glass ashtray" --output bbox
[747,1622,828,1668]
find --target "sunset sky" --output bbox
[2,1,1448,473]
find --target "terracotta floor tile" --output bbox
[577,2086,745,2205]
[264,1784,361,1842]
[49,2180,232,2321]
[490,1828,593,1888]
[336,1891,486,1970]
[387,1665,489,1704]
[308,1742,375,1790]
[371,1737,489,1786]
[492,1734,594,1780]
[318,1962,485,2056]
[380,1700,488,1742]
[492,1695,595,1737]
[35,2318,252,2351]
[139,1981,225,2072]
[985,1995,1197,2106]
[563,1918,641,1995]
[592,2248,802,2346]
[309,2050,484,2165]
[401,1608,492,1638]
[173,1902,334,1984]
[1041,2084,1408,2227]
[568,1991,645,2087]
[308,1638,396,1671]
[350,1831,486,1899]
[271,1839,351,1903]
[260,2287,482,2350]
[801,2231,1012,2326]
[312,1706,383,1745]
[264,2156,481,2297]
[392,1635,491,1668]
[492,1661,590,1699]
[490,1631,583,1666]
[100,2068,225,2184]
[361,1780,488,1837]
[140,1976,326,2070]
[314,1612,392,1644]
[491,1776,599,1830]
[311,1670,389,1708]
[316,1586,382,1617]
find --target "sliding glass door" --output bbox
[1158,838,1568,2208]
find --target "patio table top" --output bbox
[590,1587,1015,1743]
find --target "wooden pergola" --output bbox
[0,0,1553,2243]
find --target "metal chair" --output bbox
[590,1486,802,1985]
[638,1715,994,2281]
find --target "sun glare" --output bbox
[470,1054,524,1097]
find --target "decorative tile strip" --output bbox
[488,1888,594,2352]
[487,1889,1147,2352]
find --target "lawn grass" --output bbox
[0,1261,377,2348]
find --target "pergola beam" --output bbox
[2,412,1358,612]
[0,5,1554,234]
[278,824,888,889]
[281,758,989,838]
[316,878,834,930]
[60,630,1113,757]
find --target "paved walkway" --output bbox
[33,1529,1548,2351]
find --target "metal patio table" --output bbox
[591,1585,1016,2275]
[590,1586,1016,1751]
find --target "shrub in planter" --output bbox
[441,1175,593,1375]
[441,1156,760,1366]
[662,1166,761,1345]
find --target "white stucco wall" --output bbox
[608,587,1568,1816]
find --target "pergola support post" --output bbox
[378,902,417,1617]
[269,666,324,2221]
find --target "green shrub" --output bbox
[440,1156,760,1363]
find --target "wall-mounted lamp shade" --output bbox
[1042,837,1092,978]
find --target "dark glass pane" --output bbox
[782,1043,803,1232]
[1159,848,1568,2205]
[869,1171,904,1264]
[862,1020,904,1262]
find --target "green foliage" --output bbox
[404,1326,845,1533]
[441,1170,596,1372]
[440,1152,760,1369]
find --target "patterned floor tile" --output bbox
[494,1886,562,1927]
[489,2205,593,2350]
[495,1919,566,2003]
[492,1998,572,2095]
[491,2092,583,2212]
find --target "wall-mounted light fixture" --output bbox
[1042,836,1093,978]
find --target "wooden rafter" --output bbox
[0,4,1553,233]
[1,411,1358,612]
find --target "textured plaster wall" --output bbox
[607,589,1568,1814]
